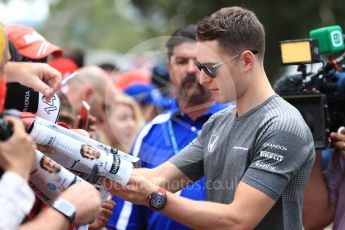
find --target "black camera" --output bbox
[275,39,345,149]
[0,110,22,141]
[0,110,22,177]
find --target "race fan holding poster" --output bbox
[34,116,140,165]
[27,118,133,186]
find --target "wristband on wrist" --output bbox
[52,198,76,224]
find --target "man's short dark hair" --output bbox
[196,6,265,59]
[165,25,197,58]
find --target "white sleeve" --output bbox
[0,171,35,230]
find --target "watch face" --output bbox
[150,192,167,210]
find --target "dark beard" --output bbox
[177,75,211,105]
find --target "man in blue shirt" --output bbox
[107,25,228,230]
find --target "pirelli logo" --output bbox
[260,151,284,162]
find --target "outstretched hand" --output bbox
[89,199,116,229]
[6,62,62,101]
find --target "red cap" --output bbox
[48,57,78,76]
[116,69,151,91]
[6,24,63,60]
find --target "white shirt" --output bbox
[0,171,35,230]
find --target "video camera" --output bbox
[275,25,345,149]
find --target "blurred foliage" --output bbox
[43,0,148,53]
[43,0,345,82]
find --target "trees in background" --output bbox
[44,0,345,82]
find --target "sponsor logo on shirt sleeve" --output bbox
[254,151,284,171]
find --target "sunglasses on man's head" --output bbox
[194,50,258,78]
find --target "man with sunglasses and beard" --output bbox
[107,25,227,230]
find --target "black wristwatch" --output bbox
[148,187,167,211]
[52,198,76,224]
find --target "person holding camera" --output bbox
[0,24,103,230]
[104,6,315,230]
[1,115,101,230]
[1,26,37,229]
[0,116,37,229]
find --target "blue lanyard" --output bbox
[167,119,179,155]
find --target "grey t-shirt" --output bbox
[170,95,315,230]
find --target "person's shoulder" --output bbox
[266,95,303,120]
[264,96,312,137]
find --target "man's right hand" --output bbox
[58,181,102,224]
[0,116,36,181]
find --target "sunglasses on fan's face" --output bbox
[194,50,258,78]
